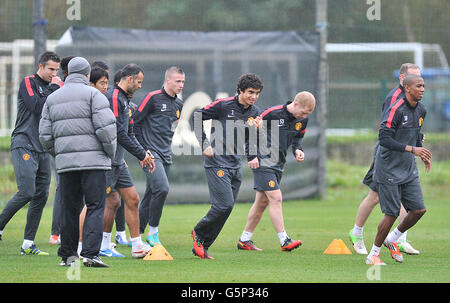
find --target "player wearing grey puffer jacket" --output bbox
[39,71,116,172]
[39,56,116,267]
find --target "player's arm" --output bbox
[292,120,308,162]
[133,94,155,150]
[379,108,431,160]
[38,102,55,156]
[91,91,117,160]
[20,77,57,115]
[114,102,147,161]
[193,100,222,155]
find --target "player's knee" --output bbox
[268,195,282,208]
[413,208,426,217]
[156,184,169,198]
[17,187,36,202]
[126,194,140,208]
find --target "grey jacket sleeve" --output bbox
[38,102,56,157]
[91,90,117,159]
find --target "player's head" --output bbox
[60,56,75,80]
[113,69,122,85]
[37,51,61,82]
[68,57,91,77]
[404,74,425,103]
[119,63,144,96]
[291,91,316,119]
[91,61,110,73]
[89,67,109,94]
[164,66,185,97]
[399,63,420,86]
[237,73,263,108]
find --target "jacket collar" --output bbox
[283,101,297,121]
[161,87,177,100]
[65,73,89,85]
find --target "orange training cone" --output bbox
[323,239,352,255]
[143,244,174,261]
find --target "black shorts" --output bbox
[253,167,282,192]
[105,162,134,196]
[362,161,377,192]
[377,178,426,217]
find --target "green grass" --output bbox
[0,160,449,283]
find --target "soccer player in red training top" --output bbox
[366,75,431,265]
[191,73,263,259]
[349,63,422,255]
[0,51,62,255]
[237,91,315,252]
[134,66,185,247]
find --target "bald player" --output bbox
[366,75,431,265]
[237,91,316,252]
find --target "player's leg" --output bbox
[145,160,170,246]
[58,171,83,261]
[77,205,87,255]
[114,200,128,245]
[118,185,151,258]
[0,148,37,240]
[349,189,378,254]
[193,168,235,259]
[350,162,378,254]
[264,188,302,251]
[23,153,51,247]
[242,191,269,234]
[366,183,402,265]
[237,190,267,251]
[49,158,62,244]
[80,170,107,260]
[387,179,426,255]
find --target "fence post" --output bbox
[316,0,328,198]
[33,0,47,69]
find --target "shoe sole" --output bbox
[384,242,403,263]
[83,262,109,268]
[237,242,262,251]
[281,241,302,252]
[191,230,205,258]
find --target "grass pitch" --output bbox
[0,161,449,283]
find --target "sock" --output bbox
[386,227,404,243]
[77,242,82,256]
[277,230,289,245]
[116,230,127,239]
[240,230,253,242]
[22,239,34,250]
[100,232,111,251]
[353,224,363,237]
[398,230,408,242]
[0,230,3,235]
[131,236,142,251]
[369,244,381,257]
[148,226,158,235]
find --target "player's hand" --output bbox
[146,150,156,173]
[203,146,214,158]
[139,153,154,172]
[295,149,305,162]
[254,116,263,129]
[248,157,259,169]
[51,76,62,86]
[412,146,432,162]
[421,157,431,173]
